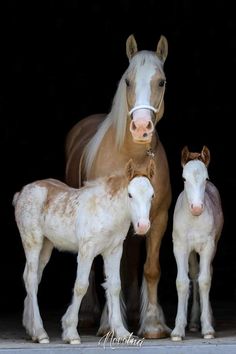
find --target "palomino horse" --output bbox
[13,159,155,344]
[171,146,224,341]
[65,34,171,338]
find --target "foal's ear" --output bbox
[201,146,211,167]
[125,159,135,180]
[181,146,190,167]
[147,159,155,179]
[126,34,138,61]
[156,35,168,63]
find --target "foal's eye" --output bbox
[182,177,186,182]
[206,177,210,181]
[128,192,132,198]
[152,194,154,199]
[159,79,166,87]
[125,78,130,87]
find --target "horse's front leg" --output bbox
[138,211,171,338]
[62,252,93,344]
[101,243,130,338]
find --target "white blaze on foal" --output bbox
[13,159,155,344]
[171,146,224,341]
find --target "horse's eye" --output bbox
[182,177,186,182]
[128,192,132,198]
[206,177,210,181]
[152,194,154,199]
[125,78,130,87]
[159,79,165,87]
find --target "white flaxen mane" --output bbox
[84,51,164,176]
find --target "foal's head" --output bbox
[181,146,211,216]
[125,34,168,144]
[125,159,155,235]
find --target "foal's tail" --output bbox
[12,192,20,207]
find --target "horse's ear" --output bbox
[147,159,155,179]
[125,159,135,180]
[156,35,168,63]
[181,146,190,167]
[126,34,138,61]
[201,146,211,167]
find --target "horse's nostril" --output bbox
[143,133,148,138]
[146,121,154,131]
[131,121,136,131]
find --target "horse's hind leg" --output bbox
[22,236,49,343]
[189,251,200,332]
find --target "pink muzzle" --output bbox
[129,107,155,143]
[135,219,151,235]
[190,203,204,216]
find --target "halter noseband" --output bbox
[128,86,165,118]
[129,105,157,116]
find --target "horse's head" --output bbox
[125,159,155,235]
[125,34,168,144]
[181,146,210,216]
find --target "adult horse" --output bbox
[65,34,171,338]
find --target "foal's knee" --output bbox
[176,277,189,294]
[105,280,121,296]
[198,276,211,292]
[74,282,89,297]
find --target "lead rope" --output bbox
[78,147,86,188]
[145,86,165,159]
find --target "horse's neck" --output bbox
[113,122,158,160]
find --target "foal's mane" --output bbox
[84,51,164,176]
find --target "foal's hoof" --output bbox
[171,335,182,341]
[69,339,81,345]
[204,333,214,339]
[32,332,50,344]
[39,338,50,344]
[189,324,199,332]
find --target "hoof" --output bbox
[32,335,50,344]
[69,339,81,344]
[97,327,110,337]
[171,335,182,341]
[39,338,50,344]
[143,330,169,339]
[189,325,199,332]
[204,333,214,339]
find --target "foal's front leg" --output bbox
[198,244,215,339]
[171,243,189,341]
[62,252,93,344]
[101,244,130,338]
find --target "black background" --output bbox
[2,0,236,323]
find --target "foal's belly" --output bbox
[41,215,79,252]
